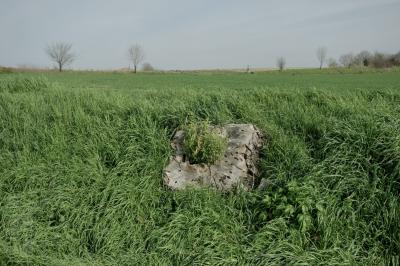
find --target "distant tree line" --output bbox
[275,48,399,72]
[328,51,400,69]
[43,42,399,73]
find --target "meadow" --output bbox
[0,69,400,265]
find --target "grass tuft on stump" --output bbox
[183,120,227,164]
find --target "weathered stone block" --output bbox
[164,124,262,191]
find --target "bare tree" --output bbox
[316,47,327,69]
[128,44,145,73]
[391,51,400,66]
[354,51,372,66]
[45,42,75,72]
[370,52,391,68]
[276,57,286,71]
[339,53,354,68]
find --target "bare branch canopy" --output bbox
[128,44,145,73]
[316,46,327,70]
[45,42,75,72]
[339,53,355,68]
[276,57,286,71]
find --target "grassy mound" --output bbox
[0,71,399,265]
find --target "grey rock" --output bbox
[163,124,263,191]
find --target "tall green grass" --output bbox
[0,71,399,265]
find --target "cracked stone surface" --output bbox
[163,124,263,191]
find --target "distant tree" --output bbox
[142,62,154,71]
[389,51,400,66]
[339,53,354,68]
[370,52,390,68]
[276,57,286,71]
[327,58,338,68]
[354,51,372,66]
[316,47,327,69]
[128,44,145,73]
[45,42,75,72]
[335,50,399,69]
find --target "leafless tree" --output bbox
[128,44,145,73]
[370,52,391,68]
[354,51,372,66]
[339,53,354,68]
[391,51,400,66]
[276,57,286,71]
[316,47,327,69]
[45,42,75,72]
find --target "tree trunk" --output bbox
[58,62,62,72]
[134,65,137,73]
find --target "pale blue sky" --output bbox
[1,0,399,70]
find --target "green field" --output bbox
[1,69,400,265]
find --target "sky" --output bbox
[0,0,399,70]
